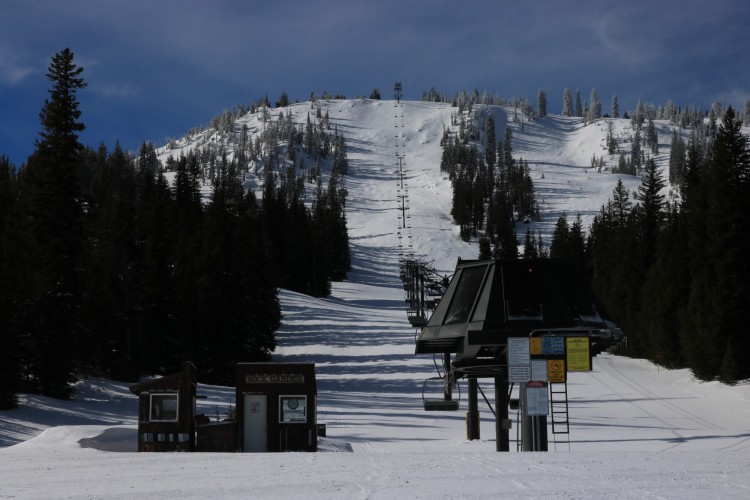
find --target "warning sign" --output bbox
[566,337,591,371]
[547,359,566,382]
[529,337,542,355]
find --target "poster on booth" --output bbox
[280,396,307,423]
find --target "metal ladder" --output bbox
[549,382,570,436]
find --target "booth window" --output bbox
[150,393,179,422]
[279,396,307,423]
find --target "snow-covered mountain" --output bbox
[155,98,694,273]
[2,99,750,499]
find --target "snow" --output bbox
[2,99,750,499]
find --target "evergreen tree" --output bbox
[537,89,547,117]
[562,87,573,117]
[276,91,290,108]
[589,88,601,122]
[568,213,586,270]
[669,129,686,185]
[479,235,493,260]
[705,108,750,381]
[636,157,666,266]
[575,89,583,117]
[606,121,617,154]
[611,93,620,118]
[679,130,714,378]
[0,155,21,408]
[631,129,643,171]
[522,227,537,258]
[549,214,570,258]
[502,126,513,168]
[19,48,88,398]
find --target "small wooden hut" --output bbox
[129,362,197,452]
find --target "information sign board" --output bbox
[531,359,547,382]
[508,365,530,383]
[542,336,565,355]
[507,337,530,365]
[525,382,549,416]
[566,337,591,371]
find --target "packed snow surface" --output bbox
[2,100,749,499]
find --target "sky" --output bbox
[1,0,749,167]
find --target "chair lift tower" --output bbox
[415,258,623,452]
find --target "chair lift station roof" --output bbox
[415,259,620,370]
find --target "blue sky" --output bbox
[2,0,749,166]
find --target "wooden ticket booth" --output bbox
[129,361,197,452]
[235,363,317,452]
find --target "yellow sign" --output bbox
[566,337,590,371]
[547,359,566,382]
[529,337,542,356]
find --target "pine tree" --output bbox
[537,89,547,117]
[669,129,686,185]
[568,213,586,270]
[589,88,601,122]
[611,93,620,118]
[631,129,643,171]
[0,155,21,408]
[502,127,513,168]
[522,227,537,258]
[635,157,666,268]
[606,121,617,154]
[276,91,290,108]
[549,214,570,258]
[19,48,88,398]
[707,108,750,381]
[562,88,573,117]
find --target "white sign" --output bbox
[508,364,530,383]
[525,383,549,416]
[507,337,530,366]
[531,359,548,382]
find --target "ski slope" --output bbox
[1,99,750,499]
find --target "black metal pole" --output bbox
[467,378,479,440]
[495,373,509,452]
